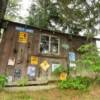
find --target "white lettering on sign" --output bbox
[16,26,34,33]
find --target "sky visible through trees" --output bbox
[5,0,100,44]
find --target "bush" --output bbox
[58,76,92,90]
[0,75,7,89]
[53,65,67,76]
[17,76,28,86]
[77,43,100,73]
[95,76,100,84]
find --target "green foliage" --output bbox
[56,43,99,91]
[27,0,100,35]
[59,76,92,90]
[53,65,67,76]
[0,75,7,89]
[17,76,28,86]
[95,76,100,84]
[5,0,22,21]
[77,43,100,73]
[26,0,50,28]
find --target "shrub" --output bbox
[95,76,100,84]
[0,75,7,89]
[58,76,92,90]
[17,76,28,86]
[77,43,100,73]
[53,65,67,76]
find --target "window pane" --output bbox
[51,37,59,54]
[40,35,49,54]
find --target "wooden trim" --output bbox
[39,34,60,55]
[33,54,67,59]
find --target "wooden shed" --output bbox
[0,20,96,84]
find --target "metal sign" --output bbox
[40,60,50,71]
[8,57,15,66]
[16,26,34,33]
[31,56,38,65]
[52,64,60,72]
[18,32,28,43]
[60,72,67,81]
[27,66,36,77]
[68,52,76,61]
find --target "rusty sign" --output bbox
[18,32,28,43]
[31,56,38,65]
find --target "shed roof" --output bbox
[4,20,100,41]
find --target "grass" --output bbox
[0,84,100,100]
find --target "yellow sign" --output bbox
[60,72,67,81]
[18,32,28,43]
[31,56,38,65]
[40,60,50,71]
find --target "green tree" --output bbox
[77,43,100,75]
[58,0,100,35]
[4,0,22,21]
[27,0,100,35]
[26,0,51,28]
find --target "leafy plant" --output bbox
[94,76,100,84]
[53,65,67,76]
[17,76,28,86]
[0,75,7,89]
[58,76,92,90]
[77,43,100,74]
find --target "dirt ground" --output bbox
[0,84,100,100]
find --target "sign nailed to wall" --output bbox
[31,56,38,65]
[52,64,60,72]
[18,32,28,43]
[60,72,67,81]
[40,60,50,71]
[8,57,15,66]
[16,26,34,33]
[68,52,76,62]
[27,66,36,77]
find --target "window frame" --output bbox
[39,34,60,55]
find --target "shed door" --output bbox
[14,32,28,80]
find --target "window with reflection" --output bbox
[51,37,59,54]
[40,34,60,55]
[40,35,49,54]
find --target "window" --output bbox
[40,35,49,54]
[51,37,59,54]
[40,34,60,54]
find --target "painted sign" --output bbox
[31,56,38,65]
[27,66,36,77]
[16,26,34,33]
[69,62,76,67]
[60,72,67,81]
[52,64,60,72]
[18,32,28,43]
[14,69,21,78]
[68,52,76,61]
[40,60,50,71]
[8,58,15,66]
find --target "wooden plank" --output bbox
[6,80,48,86]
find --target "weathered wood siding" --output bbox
[0,21,96,82]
